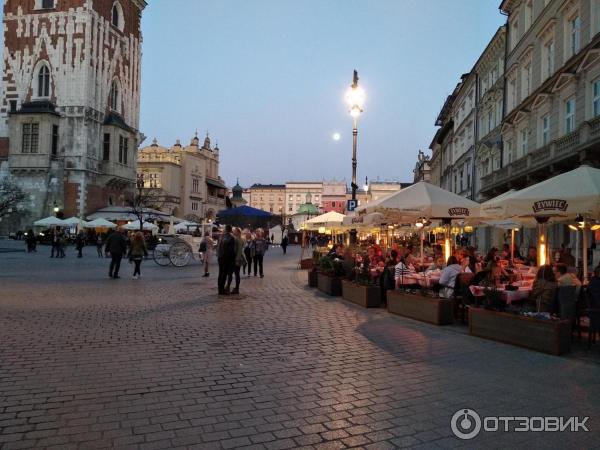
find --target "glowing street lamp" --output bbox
[345,70,365,244]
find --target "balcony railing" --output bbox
[481,119,599,194]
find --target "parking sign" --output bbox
[347,199,357,212]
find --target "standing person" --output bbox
[252,229,268,278]
[200,232,214,277]
[243,232,254,277]
[75,230,85,258]
[50,227,61,258]
[281,235,289,254]
[226,228,245,295]
[96,233,104,258]
[104,227,127,279]
[26,229,37,253]
[128,232,148,279]
[58,230,67,258]
[217,225,236,295]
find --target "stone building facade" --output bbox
[0,0,146,233]
[285,182,323,214]
[137,134,226,222]
[481,0,600,198]
[413,150,431,183]
[321,180,346,213]
[247,184,286,215]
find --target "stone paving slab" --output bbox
[0,242,599,449]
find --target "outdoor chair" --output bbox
[453,272,474,324]
[557,285,577,338]
[586,309,600,349]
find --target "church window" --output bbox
[103,133,111,161]
[37,65,50,98]
[119,136,128,164]
[22,123,39,153]
[108,81,120,112]
[51,125,59,156]
[111,2,124,30]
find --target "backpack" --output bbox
[199,240,207,252]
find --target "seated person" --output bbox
[588,265,600,308]
[460,255,473,274]
[478,261,504,289]
[558,247,576,268]
[524,246,538,267]
[394,256,416,288]
[530,265,558,313]
[438,256,462,298]
[555,263,581,287]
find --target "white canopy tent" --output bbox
[84,218,117,229]
[342,212,385,228]
[62,216,91,228]
[33,216,66,227]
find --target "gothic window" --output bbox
[108,81,120,112]
[51,125,59,156]
[103,133,111,161]
[119,136,128,164]
[111,2,124,31]
[37,65,50,98]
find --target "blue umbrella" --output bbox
[217,205,273,218]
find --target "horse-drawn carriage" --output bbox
[153,223,214,267]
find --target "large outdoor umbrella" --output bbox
[84,218,116,229]
[62,216,90,228]
[33,216,66,227]
[305,211,346,229]
[483,165,600,281]
[123,220,158,231]
[217,205,274,229]
[342,212,385,228]
[355,182,481,261]
[355,181,481,220]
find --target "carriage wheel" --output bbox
[153,244,171,266]
[169,242,192,267]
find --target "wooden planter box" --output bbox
[342,280,381,308]
[387,291,453,325]
[469,308,571,355]
[317,273,342,296]
[300,258,314,270]
[307,270,318,288]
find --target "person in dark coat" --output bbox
[217,225,236,295]
[281,235,289,254]
[26,229,37,253]
[75,230,85,258]
[104,228,128,279]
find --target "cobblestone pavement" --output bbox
[1,241,600,450]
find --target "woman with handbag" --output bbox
[128,232,148,280]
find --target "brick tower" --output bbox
[0,0,146,232]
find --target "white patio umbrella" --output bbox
[355,182,481,261]
[342,212,385,228]
[62,216,91,228]
[355,181,481,220]
[484,166,600,281]
[84,218,116,229]
[33,216,66,227]
[481,189,518,218]
[123,220,158,231]
[174,221,200,232]
[305,211,346,228]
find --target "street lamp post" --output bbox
[345,70,365,244]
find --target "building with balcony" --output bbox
[482,0,600,198]
[137,134,226,222]
[474,26,506,202]
[0,0,147,234]
[451,73,477,198]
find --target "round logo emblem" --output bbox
[451,409,481,440]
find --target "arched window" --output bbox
[37,65,50,98]
[108,80,120,112]
[111,2,124,31]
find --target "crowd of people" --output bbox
[321,239,600,314]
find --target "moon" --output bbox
[332,132,341,141]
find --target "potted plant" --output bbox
[341,257,381,308]
[317,256,344,296]
[387,289,453,325]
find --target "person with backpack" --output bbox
[252,229,269,278]
[216,225,236,295]
[199,231,214,277]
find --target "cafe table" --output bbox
[469,285,532,305]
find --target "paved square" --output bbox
[1,242,599,449]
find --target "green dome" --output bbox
[296,202,319,215]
